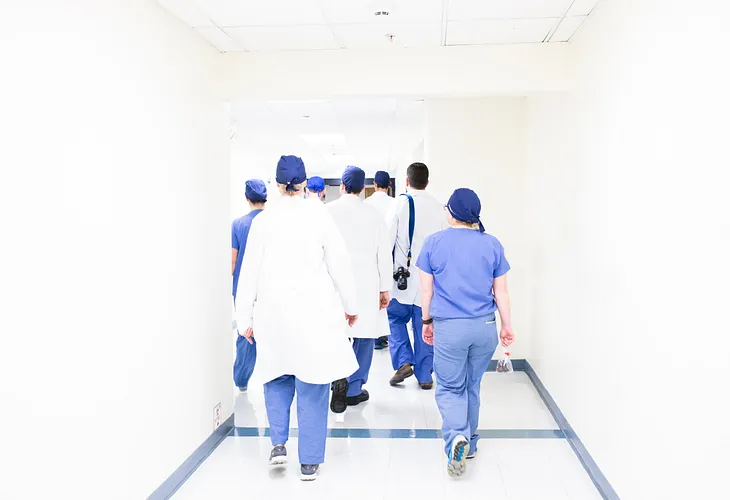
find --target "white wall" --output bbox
[224,44,572,100]
[0,1,231,499]
[525,0,730,498]
[424,99,531,359]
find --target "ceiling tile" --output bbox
[319,0,443,24]
[567,0,601,16]
[202,0,327,27]
[331,22,441,49]
[447,0,573,21]
[193,27,242,52]
[446,18,557,45]
[156,0,213,27]
[226,26,339,51]
[550,16,586,42]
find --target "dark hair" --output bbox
[345,185,364,195]
[407,162,429,190]
[374,180,389,189]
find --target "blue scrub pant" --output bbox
[233,334,256,388]
[433,316,498,457]
[387,299,433,383]
[347,338,375,397]
[263,375,330,465]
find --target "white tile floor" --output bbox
[173,351,602,499]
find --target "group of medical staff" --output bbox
[231,155,515,481]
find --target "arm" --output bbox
[322,212,358,317]
[493,275,514,346]
[231,249,238,275]
[234,219,264,337]
[376,218,393,309]
[419,270,434,320]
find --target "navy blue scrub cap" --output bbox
[307,176,325,192]
[374,171,390,188]
[245,179,267,202]
[342,166,366,193]
[447,188,485,233]
[276,155,307,192]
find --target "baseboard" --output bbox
[147,414,234,500]
[523,361,620,500]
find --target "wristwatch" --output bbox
[422,317,433,325]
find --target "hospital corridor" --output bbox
[1,1,729,500]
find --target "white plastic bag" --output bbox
[496,346,513,373]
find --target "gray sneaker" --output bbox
[269,445,287,465]
[300,464,320,481]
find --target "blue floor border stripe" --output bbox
[232,427,564,439]
[524,361,620,500]
[147,414,234,500]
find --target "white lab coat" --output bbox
[365,191,396,222]
[327,194,392,339]
[235,196,359,385]
[389,189,449,307]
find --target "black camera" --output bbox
[393,266,410,291]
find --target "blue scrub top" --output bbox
[416,227,510,320]
[232,209,263,300]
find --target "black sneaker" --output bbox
[330,378,349,414]
[374,336,388,350]
[346,389,370,406]
[389,364,414,386]
[300,464,320,481]
[269,445,287,465]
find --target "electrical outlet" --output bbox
[213,402,222,429]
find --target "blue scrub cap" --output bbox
[373,171,390,188]
[276,155,307,192]
[245,179,267,202]
[342,166,366,193]
[307,176,325,193]
[447,188,485,233]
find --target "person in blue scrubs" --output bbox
[416,188,515,477]
[232,179,267,392]
[306,176,326,202]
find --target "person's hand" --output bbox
[379,291,390,310]
[241,327,254,345]
[500,324,515,347]
[422,322,434,346]
[345,314,358,328]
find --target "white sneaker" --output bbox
[447,436,469,477]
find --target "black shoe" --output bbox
[419,382,433,390]
[346,389,370,406]
[389,364,414,386]
[330,378,348,414]
[374,336,389,350]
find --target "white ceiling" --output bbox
[157,0,601,52]
[230,98,424,178]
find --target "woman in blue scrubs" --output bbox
[416,188,515,477]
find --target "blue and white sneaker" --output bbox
[447,436,469,477]
[300,464,320,481]
[269,445,287,465]
[466,449,477,460]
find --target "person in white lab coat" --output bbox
[387,162,449,389]
[365,170,396,350]
[326,166,392,412]
[235,155,359,481]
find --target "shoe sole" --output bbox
[330,379,348,414]
[389,368,414,386]
[346,394,370,406]
[447,439,470,477]
[269,456,288,466]
[300,471,319,481]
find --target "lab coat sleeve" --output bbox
[376,218,392,292]
[388,197,404,251]
[321,211,358,316]
[234,217,265,331]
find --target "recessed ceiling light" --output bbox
[302,115,310,119]
[374,11,390,16]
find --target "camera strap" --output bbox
[401,194,415,268]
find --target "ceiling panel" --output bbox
[225,25,339,51]
[202,0,327,27]
[331,22,441,49]
[567,0,602,16]
[446,18,557,45]
[157,0,213,26]
[447,0,574,21]
[319,0,443,24]
[550,16,586,42]
[193,27,242,52]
